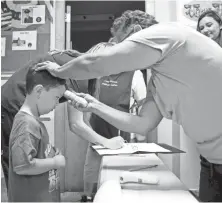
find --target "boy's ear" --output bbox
[34,85,44,98]
[133,24,142,33]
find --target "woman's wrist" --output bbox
[90,100,102,114]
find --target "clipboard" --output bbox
[92,143,185,156]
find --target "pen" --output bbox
[129,164,158,172]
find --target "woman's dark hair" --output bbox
[197,10,222,32]
[111,10,158,34]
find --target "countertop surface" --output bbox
[97,154,199,203]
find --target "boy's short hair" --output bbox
[26,60,66,94]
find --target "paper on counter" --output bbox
[92,143,170,156]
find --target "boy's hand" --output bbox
[53,154,66,169]
[48,49,63,55]
[103,136,125,150]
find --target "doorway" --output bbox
[65,1,145,52]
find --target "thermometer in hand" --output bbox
[64,90,88,108]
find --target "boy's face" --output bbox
[37,85,65,115]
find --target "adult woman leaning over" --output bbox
[196,9,222,202]
[197,10,222,47]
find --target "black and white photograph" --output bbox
[21,7,34,24]
[1,0,222,202]
[12,31,37,50]
[21,5,46,25]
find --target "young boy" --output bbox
[8,63,66,202]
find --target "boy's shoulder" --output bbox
[10,111,43,142]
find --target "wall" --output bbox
[1,30,50,71]
[1,4,51,71]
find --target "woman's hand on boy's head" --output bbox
[35,61,60,76]
[48,49,63,55]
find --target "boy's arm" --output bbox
[16,157,56,175]
[11,133,63,175]
[67,103,124,149]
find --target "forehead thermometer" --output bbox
[64,90,88,108]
